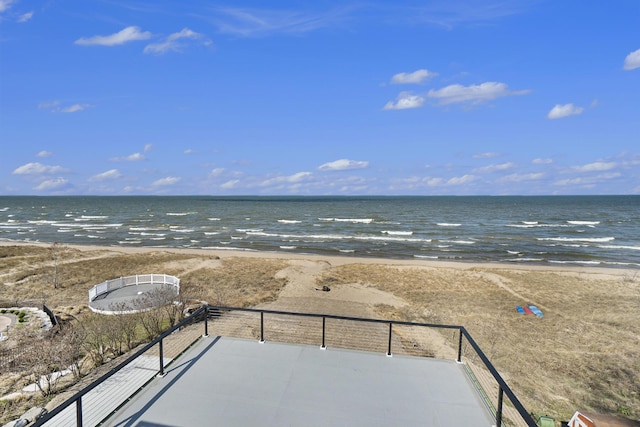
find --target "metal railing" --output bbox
[34,305,536,427]
[88,274,180,302]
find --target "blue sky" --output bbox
[1,0,639,196]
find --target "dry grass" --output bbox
[1,244,639,423]
[178,257,289,307]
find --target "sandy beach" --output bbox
[1,241,639,423]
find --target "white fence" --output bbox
[88,274,180,302]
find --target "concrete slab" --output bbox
[103,336,495,427]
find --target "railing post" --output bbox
[76,396,83,427]
[457,328,463,362]
[158,338,165,377]
[321,316,326,349]
[496,386,504,427]
[259,311,265,343]
[203,307,209,337]
[387,322,393,356]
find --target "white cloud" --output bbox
[473,162,516,173]
[221,179,240,189]
[446,174,476,185]
[59,104,91,113]
[152,176,181,186]
[38,101,59,110]
[12,162,69,175]
[144,144,153,152]
[532,158,553,165]
[209,168,225,177]
[473,152,501,159]
[261,172,313,186]
[36,150,53,158]
[144,28,211,55]
[35,178,69,191]
[623,48,640,71]
[0,0,15,13]
[383,91,425,110]
[38,101,92,113]
[184,149,195,155]
[497,173,544,183]
[17,11,32,22]
[75,26,152,46]
[211,6,354,37]
[427,82,530,105]
[89,169,122,182]
[318,159,369,171]
[426,177,444,187]
[110,153,145,162]
[391,69,437,84]
[554,173,621,186]
[572,161,617,172]
[547,103,584,120]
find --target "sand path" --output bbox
[263,259,408,318]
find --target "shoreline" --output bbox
[1,240,635,277]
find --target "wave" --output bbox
[166,212,197,216]
[201,246,257,251]
[54,222,123,228]
[119,239,142,244]
[208,218,221,221]
[278,219,302,224]
[245,230,429,243]
[506,223,569,228]
[381,230,413,236]
[437,223,461,227]
[319,218,373,224]
[598,245,640,251]
[537,237,615,243]
[567,220,600,226]
[549,260,602,265]
[279,245,297,250]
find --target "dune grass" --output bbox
[1,244,638,423]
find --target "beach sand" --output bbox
[1,242,639,422]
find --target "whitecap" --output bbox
[437,223,461,227]
[319,217,373,224]
[537,237,614,243]
[598,245,640,251]
[381,230,413,236]
[567,220,600,226]
[278,219,302,224]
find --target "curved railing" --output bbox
[33,306,537,427]
[88,274,180,302]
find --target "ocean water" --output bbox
[0,195,638,268]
